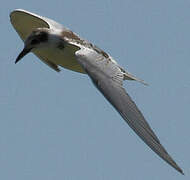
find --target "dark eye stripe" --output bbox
[31,39,40,45]
[38,32,48,42]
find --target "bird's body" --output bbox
[10,9,183,174]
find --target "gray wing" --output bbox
[75,48,183,174]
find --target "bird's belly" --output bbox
[33,45,86,73]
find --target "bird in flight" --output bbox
[10,9,183,174]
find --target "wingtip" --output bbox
[165,153,184,175]
[178,168,184,175]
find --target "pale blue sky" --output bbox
[1,0,189,179]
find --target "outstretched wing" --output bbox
[75,48,183,174]
[10,9,85,73]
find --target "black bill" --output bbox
[15,47,31,64]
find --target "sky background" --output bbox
[0,0,189,179]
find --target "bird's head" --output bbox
[15,28,50,64]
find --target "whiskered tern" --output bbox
[10,9,183,174]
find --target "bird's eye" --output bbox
[31,39,39,45]
[38,32,48,42]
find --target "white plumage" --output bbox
[10,9,183,174]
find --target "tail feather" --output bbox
[119,67,148,86]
